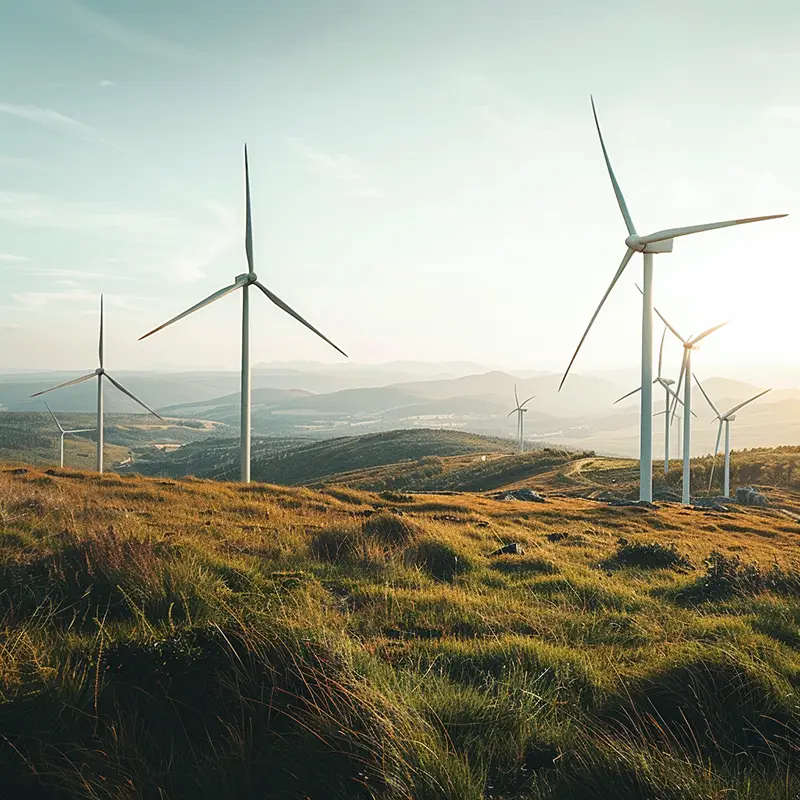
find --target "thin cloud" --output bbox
[0,102,112,146]
[764,106,800,123]
[55,0,202,62]
[0,254,30,263]
[11,289,147,311]
[0,192,176,231]
[286,137,385,199]
[99,80,117,88]
[2,324,23,332]
[0,154,36,168]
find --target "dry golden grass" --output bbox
[0,462,799,798]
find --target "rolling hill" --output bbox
[131,429,521,483]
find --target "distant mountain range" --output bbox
[2,363,797,458]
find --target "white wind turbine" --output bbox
[613,327,689,475]
[31,296,163,473]
[654,305,727,505]
[694,376,771,497]
[139,146,347,483]
[507,385,534,454]
[43,401,94,468]
[559,96,787,503]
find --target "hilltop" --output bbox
[0,465,798,798]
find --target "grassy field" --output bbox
[0,462,799,798]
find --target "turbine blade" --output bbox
[43,400,64,432]
[591,96,636,236]
[254,281,348,358]
[670,351,688,424]
[653,304,686,344]
[514,384,519,408]
[244,144,254,275]
[693,374,721,417]
[139,277,248,340]
[99,294,104,369]
[723,388,772,419]
[614,386,642,404]
[638,214,787,245]
[520,395,535,408]
[66,429,94,434]
[660,379,685,408]
[559,247,635,390]
[689,322,727,347]
[657,327,666,379]
[31,373,96,398]
[105,374,164,420]
[709,421,723,492]
[507,409,517,418]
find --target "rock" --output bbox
[546,532,569,543]
[491,488,545,503]
[490,542,525,556]
[44,469,58,476]
[7,468,28,475]
[736,486,769,507]
[476,520,490,528]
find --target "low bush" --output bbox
[602,537,693,571]
[405,538,475,582]
[363,511,417,547]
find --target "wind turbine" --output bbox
[507,385,534,454]
[559,96,786,502]
[694,376,771,497]
[654,306,727,504]
[139,146,347,483]
[31,296,163,473]
[43,401,94,468]
[613,327,689,475]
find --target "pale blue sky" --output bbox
[1,0,798,379]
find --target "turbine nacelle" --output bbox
[625,235,674,254]
[95,368,104,375]
[661,378,675,386]
[236,272,258,284]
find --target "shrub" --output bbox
[406,538,475,582]
[308,526,367,564]
[363,511,417,547]
[603,538,693,571]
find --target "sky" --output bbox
[1,0,799,384]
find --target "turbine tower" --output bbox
[43,401,93,468]
[507,385,534,454]
[32,296,162,473]
[559,96,786,503]
[140,146,347,483]
[655,306,727,505]
[613,328,688,475]
[694,376,771,497]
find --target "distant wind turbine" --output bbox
[507,385,534,454]
[559,96,787,503]
[31,296,163,473]
[655,305,727,504]
[613,327,689,475]
[139,146,347,483]
[694,376,771,497]
[43,401,93,468]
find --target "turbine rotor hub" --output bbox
[95,368,104,375]
[624,235,646,253]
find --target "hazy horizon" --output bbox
[1,0,798,385]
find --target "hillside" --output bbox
[133,429,519,484]
[0,465,798,798]
[0,412,232,471]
